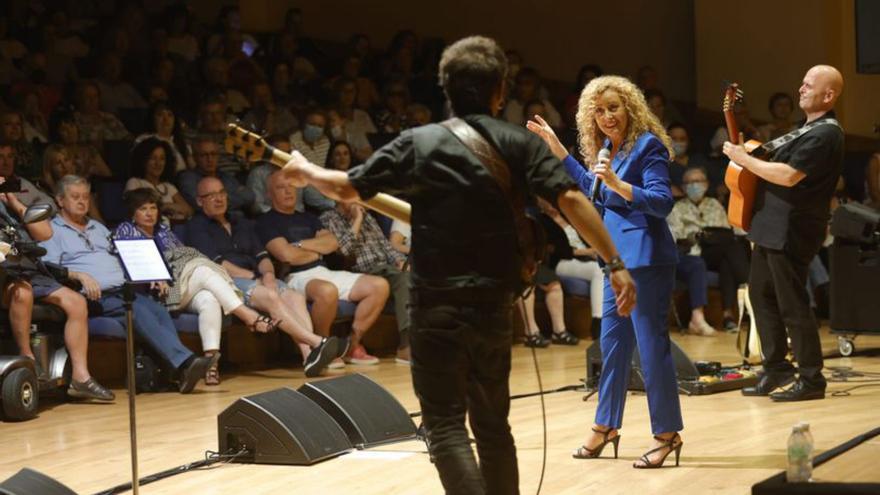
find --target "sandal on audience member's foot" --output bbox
[205,361,220,386]
[523,332,550,348]
[68,377,116,401]
[551,330,579,345]
[248,314,281,333]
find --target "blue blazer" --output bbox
[563,132,677,269]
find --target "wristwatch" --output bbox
[294,241,303,249]
[602,256,626,275]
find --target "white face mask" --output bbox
[672,141,688,157]
[685,182,707,202]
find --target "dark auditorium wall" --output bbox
[696,0,879,139]
[236,0,697,103]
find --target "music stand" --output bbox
[112,238,173,495]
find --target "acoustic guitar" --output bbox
[722,83,762,231]
[224,123,411,223]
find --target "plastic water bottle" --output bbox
[786,422,814,482]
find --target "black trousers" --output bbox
[410,298,519,495]
[749,245,826,388]
[701,238,750,311]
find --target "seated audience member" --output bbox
[537,197,604,339]
[186,97,244,175]
[389,218,410,255]
[125,137,193,221]
[645,89,673,128]
[134,102,191,172]
[405,103,432,127]
[332,77,378,138]
[201,57,250,115]
[0,174,113,401]
[337,55,379,110]
[319,152,410,362]
[0,109,38,180]
[563,64,602,128]
[40,144,103,221]
[667,123,713,198]
[96,52,147,114]
[19,90,50,144]
[373,79,411,134]
[188,176,341,376]
[667,167,750,333]
[40,176,215,393]
[248,135,289,214]
[257,170,390,366]
[0,142,54,209]
[178,137,255,214]
[289,109,335,212]
[241,81,298,137]
[758,92,797,141]
[115,188,279,384]
[503,67,562,128]
[49,106,113,180]
[519,202,579,347]
[72,80,131,149]
[522,99,549,126]
[327,108,372,163]
[635,65,686,124]
[709,100,761,158]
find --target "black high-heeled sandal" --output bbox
[523,332,550,348]
[572,426,620,459]
[551,330,579,345]
[633,433,683,469]
[248,314,281,333]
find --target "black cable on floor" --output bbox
[92,448,247,495]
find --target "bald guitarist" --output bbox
[723,65,844,402]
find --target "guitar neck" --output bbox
[724,111,741,145]
[262,145,412,224]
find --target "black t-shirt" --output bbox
[255,209,325,273]
[748,111,844,262]
[348,113,576,290]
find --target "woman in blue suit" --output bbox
[528,75,683,469]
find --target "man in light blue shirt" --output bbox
[40,175,215,393]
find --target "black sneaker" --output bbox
[304,337,340,378]
[68,377,116,401]
[177,354,217,394]
[551,330,579,345]
[524,333,550,348]
[336,336,351,358]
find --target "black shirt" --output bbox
[748,111,844,262]
[186,212,266,272]
[255,209,326,273]
[348,114,576,290]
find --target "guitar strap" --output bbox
[759,118,841,155]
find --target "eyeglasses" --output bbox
[198,189,228,201]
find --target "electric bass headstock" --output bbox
[225,123,272,163]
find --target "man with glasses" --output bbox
[177,137,255,215]
[185,176,341,377]
[667,167,749,333]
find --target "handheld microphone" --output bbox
[589,147,611,201]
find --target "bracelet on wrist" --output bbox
[602,256,626,275]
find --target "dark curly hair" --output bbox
[123,187,161,218]
[129,136,177,184]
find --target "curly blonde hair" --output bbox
[574,75,674,164]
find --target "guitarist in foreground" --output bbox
[282,36,635,495]
[723,65,844,402]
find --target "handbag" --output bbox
[440,118,546,292]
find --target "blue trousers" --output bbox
[596,264,683,434]
[675,254,708,309]
[99,292,193,369]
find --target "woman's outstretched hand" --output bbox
[526,115,568,160]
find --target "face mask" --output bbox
[685,182,707,202]
[302,124,324,143]
[672,141,688,157]
[330,125,345,140]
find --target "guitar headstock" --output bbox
[722,82,744,112]
[225,123,271,163]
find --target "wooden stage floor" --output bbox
[1,327,878,494]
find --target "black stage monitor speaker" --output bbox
[217,387,352,465]
[0,468,78,495]
[586,340,699,391]
[298,373,417,448]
